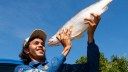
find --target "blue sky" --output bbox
[0,0,128,64]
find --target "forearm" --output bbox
[62,46,71,57]
[88,33,94,43]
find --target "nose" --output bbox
[37,43,43,48]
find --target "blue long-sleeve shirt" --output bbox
[15,40,99,72]
[15,54,66,72]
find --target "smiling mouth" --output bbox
[37,48,45,52]
[37,48,42,50]
[37,49,44,52]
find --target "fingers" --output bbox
[67,29,71,36]
[84,13,101,27]
[61,28,71,36]
[90,13,99,19]
[84,19,95,26]
[56,28,71,40]
[84,19,93,23]
[56,28,72,47]
[90,13,101,22]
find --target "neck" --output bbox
[30,56,46,63]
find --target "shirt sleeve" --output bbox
[87,39,100,72]
[47,54,66,72]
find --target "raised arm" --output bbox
[56,29,72,57]
[85,14,101,72]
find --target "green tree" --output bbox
[99,53,110,72]
[109,56,128,72]
[75,56,87,64]
[75,53,128,72]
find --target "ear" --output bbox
[24,48,29,54]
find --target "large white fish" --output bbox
[48,0,112,46]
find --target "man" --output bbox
[14,28,71,72]
[15,14,100,72]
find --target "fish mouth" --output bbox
[48,37,60,46]
[48,41,55,45]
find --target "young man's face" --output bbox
[26,38,46,60]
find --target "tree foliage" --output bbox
[75,53,128,72]
[75,56,87,64]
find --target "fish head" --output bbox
[48,36,60,46]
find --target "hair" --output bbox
[19,37,46,65]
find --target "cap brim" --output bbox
[29,29,47,42]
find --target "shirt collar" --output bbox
[29,60,48,68]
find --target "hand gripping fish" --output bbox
[48,0,112,46]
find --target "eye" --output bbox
[41,42,45,46]
[34,41,39,45]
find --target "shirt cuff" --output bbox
[87,39,95,46]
